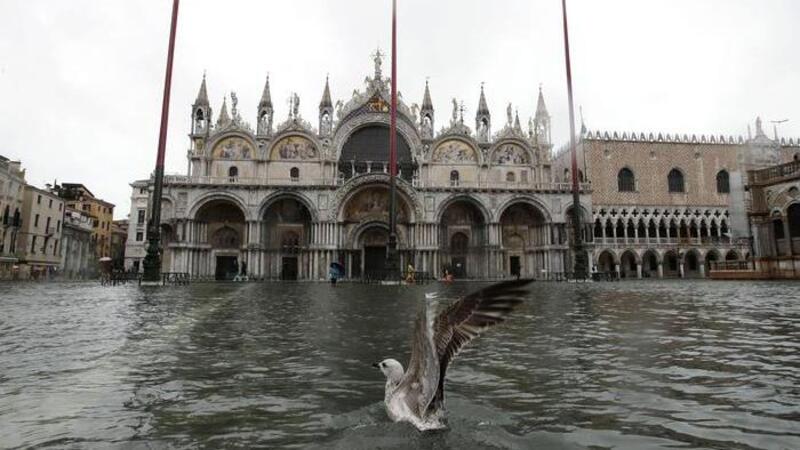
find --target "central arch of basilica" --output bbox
[128,53,590,280]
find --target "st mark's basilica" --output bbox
[124,52,590,280]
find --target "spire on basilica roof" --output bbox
[194,73,209,106]
[217,96,230,127]
[477,82,490,115]
[422,79,433,111]
[320,75,332,108]
[514,109,522,131]
[535,84,549,119]
[259,75,272,109]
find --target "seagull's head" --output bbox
[372,358,404,383]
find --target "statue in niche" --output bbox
[321,113,332,135]
[478,120,488,141]
[421,115,432,138]
[410,103,419,124]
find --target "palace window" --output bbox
[34,214,39,227]
[137,209,146,224]
[716,170,730,194]
[450,170,460,186]
[136,232,143,242]
[617,168,635,192]
[290,167,300,181]
[228,166,238,181]
[668,169,685,193]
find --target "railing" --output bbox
[162,174,591,192]
[749,160,800,185]
[594,236,734,246]
[711,260,751,271]
[415,180,592,192]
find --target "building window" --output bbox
[31,236,36,253]
[668,168,685,193]
[48,199,53,208]
[450,170,460,186]
[46,217,51,231]
[57,220,61,232]
[37,194,42,204]
[136,232,144,242]
[137,209,146,224]
[506,172,516,183]
[617,168,635,192]
[290,167,300,181]
[228,166,239,181]
[34,214,39,227]
[795,153,799,161]
[53,239,58,255]
[716,170,730,194]
[58,203,62,211]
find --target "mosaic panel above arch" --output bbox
[342,186,410,224]
[212,137,254,159]
[492,143,530,165]
[270,135,319,160]
[432,139,478,164]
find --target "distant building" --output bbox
[16,184,64,280]
[125,184,149,273]
[56,183,115,261]
[60,207,95,278]
[111,219,128,270]
[747,158,800,278]
[0,155,26,279]
[553,118,800,278]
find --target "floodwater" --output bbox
[1,280,799,449]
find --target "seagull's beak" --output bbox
[372,362,380,369]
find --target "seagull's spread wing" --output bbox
[426,279,532,415]
[396,299,440,418]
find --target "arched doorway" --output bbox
[620,250,638,279]
[439,199,487,279]
[263,198,312,280]
[195,199,246,280]
[705,250,721,274]
[499,202,548,278]
[358,225,389,279]
[340,184,413,280]
[597,250,616,274]
[663,250,680,278]
[684,250,701,278]
[642,250,659,278]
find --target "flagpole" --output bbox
[143,0,180,283]
[386,0,399,279]
[561,0,588,279]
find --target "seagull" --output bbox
[373,278,533,430]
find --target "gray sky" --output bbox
[1,0,798,219]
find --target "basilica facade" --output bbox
[124,54,590,280]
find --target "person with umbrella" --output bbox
[329,261,344,285]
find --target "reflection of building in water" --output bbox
[125,52,587,280]
[552,119,800,279]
